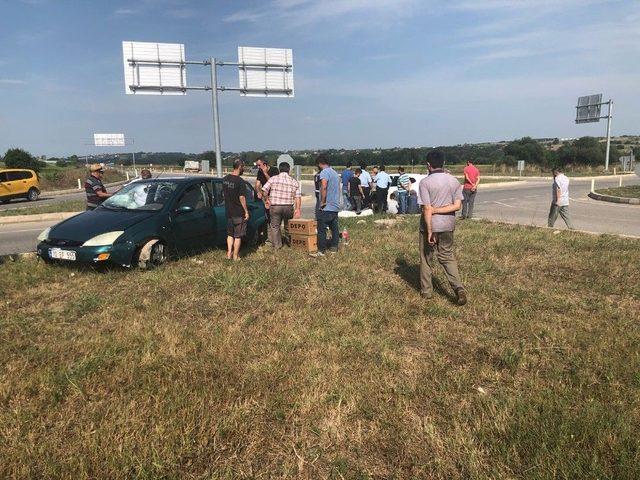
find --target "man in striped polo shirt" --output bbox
[262,162,302,249]
[396,166,411,214]
[85,164,112,210]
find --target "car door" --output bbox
[5,171,24,196]
[211,180,227,246]
[170,182,215,253]
[0,172,10,198]
[14,170,32,196]
[243,180,265,230]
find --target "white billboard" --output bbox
[238,47,294,97]
[122,41,187,95]
[94,133,125,147]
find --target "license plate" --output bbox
[49,248,76,261]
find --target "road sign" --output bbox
[122,41,187,95]
[94,133,125,147]
[237,47,294,97]
[517,160,525,171]
[575,94,602,124]
[121,41,295,177]
[276,153,295,170]
[574,93,614,170]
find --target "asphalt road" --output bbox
[472,177,640,237]
[0,190,87,212]
[1,177,638,256]
[0,220,55,256]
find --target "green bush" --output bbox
[2,148,45,172]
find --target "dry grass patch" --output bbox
[1,219,639,479]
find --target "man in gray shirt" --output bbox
[418,150,467,305]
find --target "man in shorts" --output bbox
[222,159,250,260]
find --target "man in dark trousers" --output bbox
[311,155,341,257]
[85,164,112,210]
[223,159,250,260]
[254,156,279,244]
[418,150,467,305]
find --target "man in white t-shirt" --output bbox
[548,167,574,229]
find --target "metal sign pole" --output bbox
[132,150,137,176]
[604,100,613,172]
[210,57,223,177]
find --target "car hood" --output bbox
[49,208,157,243]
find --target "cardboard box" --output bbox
[287,219,317,236]
[290,234,318,253]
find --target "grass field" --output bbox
[1,219,639,479]
[0,199,86,217]
[38,166,126,191]
[595,185,640,199]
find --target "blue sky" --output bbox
[1,0,638,157]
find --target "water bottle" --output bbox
[342,228,350,245]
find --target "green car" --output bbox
[36,176,267,268]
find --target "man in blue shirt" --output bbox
[340,162,354,210]
[312,155,341,257]
[374,165,392,213]
[358,163,373,209]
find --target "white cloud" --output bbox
[0,79,27,85]
[225,0,420,28]
[165,8,196,19]
[114,7,137,15]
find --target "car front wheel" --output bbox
[135,239,167,269]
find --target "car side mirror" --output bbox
[176,205,194,215]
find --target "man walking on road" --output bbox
[312,155,341,257]
[85,164,112,210]
[418,150,467,306]
[262,162,301,250]
[397,167,411,214]
[223,159,250,260]
[461,160,480,219]
[374,165,391,213]
[548,167,574,230]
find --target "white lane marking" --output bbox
[493,201,516,208]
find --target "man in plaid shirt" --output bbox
[262,162,302,249]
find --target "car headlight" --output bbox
[37,227,51,242]
[82,231,124,247]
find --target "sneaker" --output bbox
[309,251,325,258]
[455,288,467,306]
[420,291,433,299]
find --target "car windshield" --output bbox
[101,181,179,211]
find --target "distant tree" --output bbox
[557,136,618,167]
[503,137,545,164]
[54,159,68,167]
[3,148,44,171]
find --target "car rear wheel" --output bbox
[27,188,39,202]
[136,239,167,269]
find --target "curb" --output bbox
[588,192,640,205]
[0,211,80,225]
